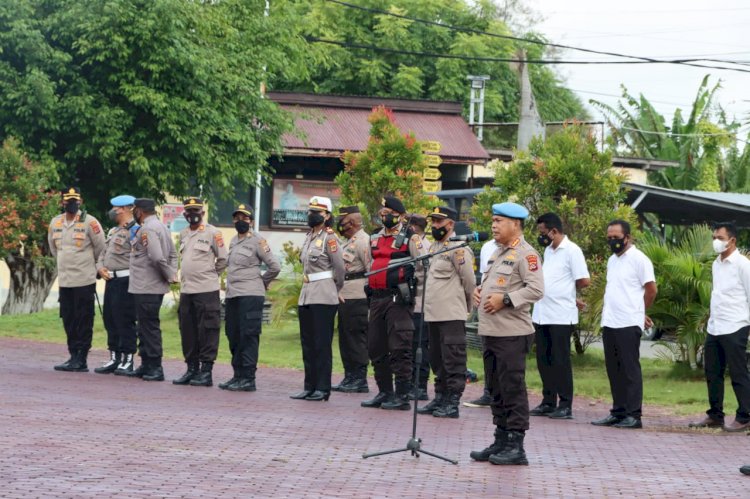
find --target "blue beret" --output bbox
[492,202,529,219]
[110,195,136,207]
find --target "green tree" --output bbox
[335,106,434,230]
[470,123,638,353]
[276,0,587,123]
[0,139,59,314]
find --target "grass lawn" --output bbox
[0,308,734,417]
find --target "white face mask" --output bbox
[712,239,729,254]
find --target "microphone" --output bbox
[449,232,489,242]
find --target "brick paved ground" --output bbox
[1,337,748,498]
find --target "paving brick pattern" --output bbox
[1,337,748,498]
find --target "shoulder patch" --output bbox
[260,238,271,253]
[327,237,338,253]
[141,232,149,247]
[410,234,423,250]
[89,220,101,234]
[526,254,538,272]
[455,248,465,265]
[214,232,224,248]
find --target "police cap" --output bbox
[492,202,529,220]
[134,198,156,211]
[110,195,136,207]
[232,204,254,218]
[381,196,405,214]
[427,206,457,221]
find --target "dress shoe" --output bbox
[548,407,573,420]
[290,390,313,400]
[226,378,256,392]
[723,419,750,432]
[688,416,724,428]
[529,403,555,416]
[613,416,642,429]
[218,377,239,390]
[740,465,750,475]
[142,366,165,382]
[361,391,392,408]
[305,390,330,401]
[591,415,623,426]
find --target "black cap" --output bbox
[427,206,457,221]
[408,213,427,229]
[61,187,82,201]
[338,205,360,216]
[232,204,253,218]
[183,197,204,209]
[134,198,156,211]
[382,196,405,214]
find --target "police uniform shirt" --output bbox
[179,223,228,295]
[707,250,750,336]
[413,234,432,314]
[226,232,281,299]
[478,237,544,337]
[424,236,476,322]
[531,235,590,326]
[96,225,132,273]
[48,211,106,287]
[601,245,655,330]
[298,227,345,306]
[128,214,178,295]
[340,228,371,300]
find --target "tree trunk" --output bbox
[2,254,57,315]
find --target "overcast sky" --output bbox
[530,0,749,135]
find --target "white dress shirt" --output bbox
[707,249,750,336]
[532,236,590,325]
[601,245,655,330]
[479,239,498,275]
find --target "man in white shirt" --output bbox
[591,219,657,429]
[689,222,750,432]
[530,213,590,420]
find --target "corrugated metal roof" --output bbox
[279,105,489,164]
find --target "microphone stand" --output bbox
[361,241,470,465]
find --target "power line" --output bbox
[616,125,749,144]
[323,0,750,74]
[307,36,750,74]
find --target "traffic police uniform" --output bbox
[48,187,106,372]
[291,196,345,401]
[361,196,425,411]
[470,202,544,466]
[418,206,476,419]
[128,198,178,381]
[221,204,281,391]
[94,194,138,374]
[332,205,372,393]
[173,197,228,387]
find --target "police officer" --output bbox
[407,213,432,401]
[172,197,228,387]
[127,198,178,381]
[290,197,345,401]
[94,195,139,375]
[331,205,372,394]
[361,196,425,411]
[470,202,544,466]
[49,187,106,372]
[417,206,475,419]
[219,204,280,392]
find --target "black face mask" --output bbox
[537,234,552,247]
[234,220,250,234]
[431,226,448,241]
[185,212,202,225]
[64,201,79,214]
[382,213,399,229]
[307,212,325,228]
[608,237,627,254]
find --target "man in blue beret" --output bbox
[470,202,544,466]
[93,195,139,375]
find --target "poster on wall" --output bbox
[161,204,185,228]
[271,179,341,227]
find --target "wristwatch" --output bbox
[502,293,513,308]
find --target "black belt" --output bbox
[370,288,398,298]
[345,272,366,281]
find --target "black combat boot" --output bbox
[417,391,444,415]
[433,392,461,419]
[380,382,411,411]
[94,351,121,374]
[408,386,429,401]
[53,350,75,371]
[469,427,508,462]
[340,366,369,393]
[218,369,240,390]
[114,353,135,376]
[125,357,148,378]
[361,391,393,408]
[172,361,199,385]
[331,372,352,392]
[226,378,256,392]
[58,350,89,372]
[488,430,528,465]
[189,362,213,387]
[142,358,165,382]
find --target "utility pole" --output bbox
[254,0,270,233]
[467,75,490,142]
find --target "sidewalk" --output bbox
[1,337,748,498]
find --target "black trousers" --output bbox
[134,294,164,360]
[484,334,533,431]
[412,312,431,389]
[298,304,338,391]
[704,326,750,423]
[534,323,574,409]
[178,291,221,364]
[59,284,95,353]
[337,298,369,375]
[225,295,264,379]
[602,326,643,418]
[102,277,137,354]
[428,320,467,395]
[367,296,414,393]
